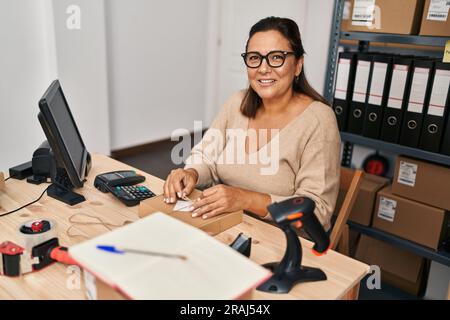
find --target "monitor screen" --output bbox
[38,80,87,187]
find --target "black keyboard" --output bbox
[109,185,156,206]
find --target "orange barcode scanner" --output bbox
[257,196,330,294]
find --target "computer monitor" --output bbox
[38,80,90,205]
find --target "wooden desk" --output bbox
[0,154,369,300]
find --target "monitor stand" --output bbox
[48,167,85,206]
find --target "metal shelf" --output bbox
[340,31,449,47]
[347,221,450,267]
[326,1,450,269]
[340,132,450,166]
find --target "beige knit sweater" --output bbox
[184,91,341,231]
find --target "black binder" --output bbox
[399,59,434,148]
[419,62,450,153]
[332,52,356,131]
[380,57,413,143]
[347,53,372,135]
[362,54,392,139]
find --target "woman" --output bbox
[163,17,340,231]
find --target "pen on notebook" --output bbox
[97,245,187,260]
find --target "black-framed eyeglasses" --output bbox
[241,50,295,68]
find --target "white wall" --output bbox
[2,0,366,172]
[0,0,111,172]
[51,0,111,155]
[0,0,57,172]
[106,0,209,150]
[301,0,334,95]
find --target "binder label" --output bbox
[428,69,450,116]
[426,0,450,21]
[407,67,430,113]
[397,161,417,187]
[378,197,397,222]
[388,64,408,109]
[334,58,351,100]
[368,62,388,106]
[352,60,371,102]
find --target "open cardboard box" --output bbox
[138,189,243,236]
[334,172,389,226]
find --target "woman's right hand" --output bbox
[163,168,199,203]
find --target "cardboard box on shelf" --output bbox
[424,261,450,300]
[392,155,450,211]
[341,0,352,31]
[334,172,389,226]
[419,0,450,36]
[373,185,447,250]
[348,0,425,34]
[138,189,243,236]
[356,235,427,295]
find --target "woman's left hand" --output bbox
[190,184,248,219]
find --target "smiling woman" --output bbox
[163,16,341,231]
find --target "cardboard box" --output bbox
[348,0,425,34]
[419,0,450,36]
[138,189,243,236]
[392,156,450,211]
[373,185,447,250]
[341,0,352,32]
[356,235,426,295]
[335,172,389,226]
[424,261,450,300]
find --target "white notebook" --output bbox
[69,212,271,300]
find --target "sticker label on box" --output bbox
[352,0,376,26]
[397,161,418,187]
[426,0,450,21]
[343,0,351,20]
[378,197,397,222]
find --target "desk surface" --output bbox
[0,154,369,300]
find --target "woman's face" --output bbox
[246,30,302,102]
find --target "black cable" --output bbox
[4,176,11,181]
[0,185,50,217]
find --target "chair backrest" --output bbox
[329,167,364,251]
[0,172,5,191]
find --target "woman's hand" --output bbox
[163,168,199,203]
[190,184,249,219]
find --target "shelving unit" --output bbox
[340,31,449,47]
[325,0,450,267]
[348,221,450,267]
[341,132,450,166]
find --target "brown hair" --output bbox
[240,16,329,118]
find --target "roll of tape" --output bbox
[17,219,57,250]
